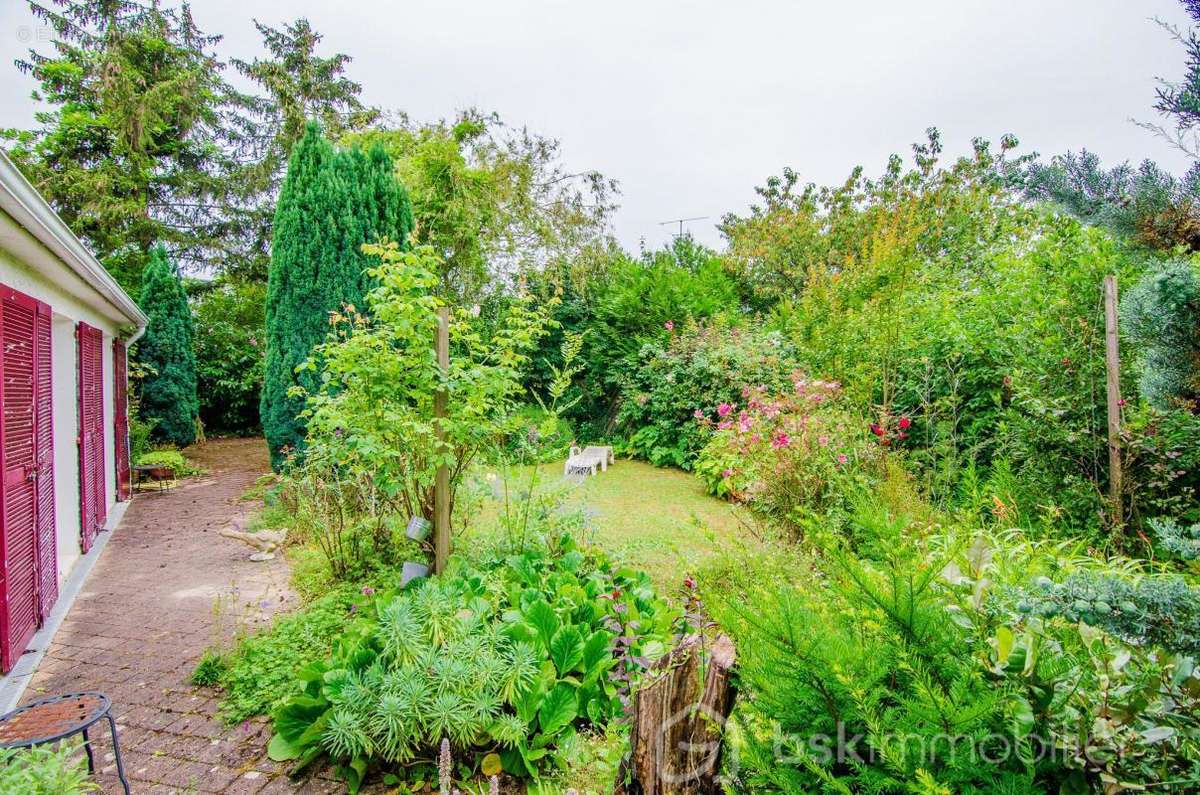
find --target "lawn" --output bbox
[465,458,752,590]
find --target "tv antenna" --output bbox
[659,215,709,238]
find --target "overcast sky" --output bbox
[0,0,1194,252]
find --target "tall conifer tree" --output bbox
[261,122,412,468]
[138,245,199,446]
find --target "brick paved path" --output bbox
[18,438,342,794]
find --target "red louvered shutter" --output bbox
[113,339,130,501]
[77,322,105,552]
[0,287,42,673]
[35,305,56,621]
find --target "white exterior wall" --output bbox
[0,214,125,593]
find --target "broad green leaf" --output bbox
[525,599,559,653]
[267,732,299,761]
[550,626,584,675]
[581,630,613,672]
[538,682,578,737]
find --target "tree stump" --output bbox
[614,634,737,795]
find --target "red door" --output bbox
[77,322,105,553]
[113,339,130,501]
[0,286,54,673]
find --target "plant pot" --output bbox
[406,516,432,542]
[401,561,429,586]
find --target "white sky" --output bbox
[0,0,1195,252]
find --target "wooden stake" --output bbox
[434,306,450,574]
[1104,275,1123,528]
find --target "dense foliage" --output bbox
[0,743,97,794]
[1121,260,1200,410]
[191,278,267,434]
[260,124,413,468]
[709,507,1200,794]
[266,532,675,792]
[290,243,549,575]
[137,245,199,446]
[617,320,795,469]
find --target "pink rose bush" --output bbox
[693,375,876,531]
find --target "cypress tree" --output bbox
[261,122,412,468]
[138,245,200,447]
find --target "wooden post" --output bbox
[1104,275,1123,528]
[433,306,450,574]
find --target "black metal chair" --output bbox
[0,691,130,794]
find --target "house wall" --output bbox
[0,213,125,593]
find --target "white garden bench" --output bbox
[564,445,615,476]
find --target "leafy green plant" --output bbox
[134,448,202,477]
[617,320,796,469]
[694,378,877,534]
[218,585,363,723]
[190,649,228,687]
[0,743,98,794]
[291,243,552,579]
[266,532,676,792]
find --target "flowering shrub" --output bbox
[617,320,797,469]
[693,377,876,532]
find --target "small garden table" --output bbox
[0,691,130,794]
[133,463,176,492]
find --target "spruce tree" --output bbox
[261,123,412,469]
[138,245,199,447]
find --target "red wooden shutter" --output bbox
[0,287,42,672]
[35,305,56,620]
[77,322,105,552]
[113,339,130,501]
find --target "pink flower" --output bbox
[772,432,790,449]
[869,423,884,437]
[717,420,733,431]
[722,468,734,478]
[818,435,829,446]
[837,453,848,465]
[693,409,705,419]
[717,403,734,417]
[361,586,375,596]
[664,320,675,331]
[738,417,753,433]
[898,416,911,431]
[749,433,761,444]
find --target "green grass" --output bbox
[467,458,751,590]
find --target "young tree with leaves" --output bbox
[260,123,412,469]
[138,245,199,447]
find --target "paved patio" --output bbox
[13,438,340,794]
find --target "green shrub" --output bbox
[0,743,98,794]
[191,278,267,435]
[693,378,877,534]
[617,320,797,469]
[137,245,199,447]
[267,532,676,792]
[290,244,551,579]
[1017,570,1200,654]
[504,405,575,463]
[134,448,201,477]
[217,585,361,724]
[261,123,413,469]
[709,506,1200,793]
[1121,260,1200,409]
